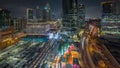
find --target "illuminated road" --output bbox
[25,40,54,68]
[83,35,120,68]
[1,32,119,68]
[54,43,84,68]
[0,40,45,68]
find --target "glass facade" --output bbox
[101,1,120,35]
[101,14,120,35]
[62,0,78,35]
[78,4,85,29]
[0,9,11,28]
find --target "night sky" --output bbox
[0,0,108,18]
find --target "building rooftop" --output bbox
[0,26,10,31]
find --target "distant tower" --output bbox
[51,12,56,21]
[101,1,116,16]
[35,6,41,21]
[43,1,51,22]
[0,9,11,27]
[78,4,85,29]
[62,0,78,35]
[115,0,120,14]
[26,8,34,23]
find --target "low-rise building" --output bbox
[0,27,14,49]
[13,18,27,33]
[25,23,50,36]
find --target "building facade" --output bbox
[102,1,116,16]
[116,1,120,14]
[78,4,85,29]
[101,14,120,35]
[26,8,34,23]
[26,23,50,36]
[35,6,41,22]
[101,1,120,35]
[13,18,27,33]
[62,0,78,35]
[0,8,12,28]
[42,2,51,22]
[0,27,14,50]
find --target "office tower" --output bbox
[62,0,78,35]
[43,1,51,22]
[35,6,41,21]
[62,0,72,15]
[102,1,116,16]
[78,4,85,29]
[0,8,12,28]
[51,12,56,21]
[26,8,34,22]
[101,1,120,35]
[115,0,120,14]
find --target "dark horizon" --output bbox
[0,0,108,18]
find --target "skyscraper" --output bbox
[101,1,116,16]
[101,1,120,35]
[115,0,120,14]
[26,8,34,22]
[35,6,41,21]
[62,0,78,14]
[78,4,85,29]
[42,1,51,22]
[62,0,78,35]
[0,8,12,28]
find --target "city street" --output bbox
[53,42,84,68]
[0,0,120,68]
[83,35,120,68]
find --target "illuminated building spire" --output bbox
[43,0,51,21]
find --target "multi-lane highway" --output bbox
[24,39,60,68]
[25,40,54,68]
[1,31,120,68]
[82,34,120,68]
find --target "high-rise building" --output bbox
[101,1,120,35]
[35,6,41,21]
[26,8,34,23]
[102,1,116,16]
[51,12,56,21]
[115,0,120,14]
[78,4,85,29]
[26,6,42,23]
[62,0,78,14]
[62,0,72,15]
[101,14,120,35]
[62,0,78,35]
[0,27,14,50]
[0,8,12,28]
[42,1,51,22]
